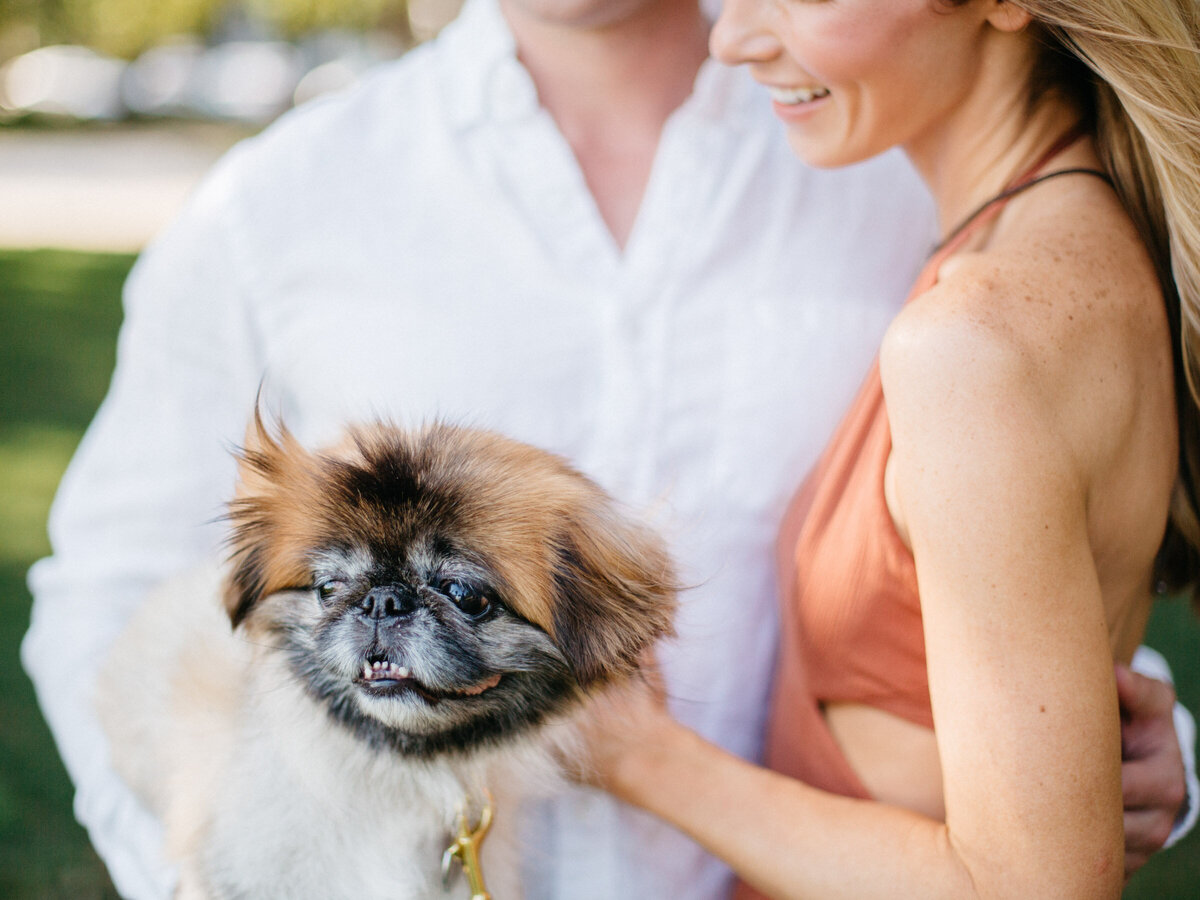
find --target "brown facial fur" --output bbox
[224,413,677,686]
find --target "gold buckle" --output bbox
[441,790,494,899]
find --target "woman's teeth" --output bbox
[768,86,831,105]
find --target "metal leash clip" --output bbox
[441,790,494,900]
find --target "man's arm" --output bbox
[1119,646,1199,878]
[22,150,262,899]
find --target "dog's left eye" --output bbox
[443,580,491,618]
[315,580,344,603]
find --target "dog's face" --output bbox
[223,417,676,757]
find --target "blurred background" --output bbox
[0,0,465,250]
[1,0,1199,896]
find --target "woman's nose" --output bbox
[710,0,782,67]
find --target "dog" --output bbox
[97,415,677,898]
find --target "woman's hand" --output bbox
[573,665,681,797]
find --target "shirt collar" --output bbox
[437,0,538,130]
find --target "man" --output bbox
[23,0,1194,897]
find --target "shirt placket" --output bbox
[621,106,728,513]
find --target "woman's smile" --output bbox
[711,0,993,169]
[765,84,833,119]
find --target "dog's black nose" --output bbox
[358,586,416,619]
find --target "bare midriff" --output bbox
[823,702,944,820]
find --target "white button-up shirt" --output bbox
[23,0,936,897]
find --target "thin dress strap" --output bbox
[912,127,1112,298]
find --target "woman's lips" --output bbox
[766,85,831,105]
[765,84,832,121]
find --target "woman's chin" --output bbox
[784,131,883,170]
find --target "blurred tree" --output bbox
[55,0,223,58]
[0,0,39,30]
[0,0,54,59]
[0,0,411,61]
[248,0,408,38]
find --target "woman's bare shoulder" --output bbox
[881,183,1167,463]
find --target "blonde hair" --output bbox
[954,0,1200,600]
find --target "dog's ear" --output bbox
[549,505,677,686]
[223,410,314,627]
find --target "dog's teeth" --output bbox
[360,660,412,682]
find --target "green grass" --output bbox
[0,249,130,898]
[1,248,1199,896]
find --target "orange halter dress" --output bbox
[742,137,1111,896]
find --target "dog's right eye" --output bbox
[315,580,344,603]
[442,580,492,619]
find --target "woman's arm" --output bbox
[880,291,1125,897]
[592,685,979,899]
[585,283,1127,899]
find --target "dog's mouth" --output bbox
[355,660,502,705]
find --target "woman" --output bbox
[581,1,1200,897]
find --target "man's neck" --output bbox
[500,0,711,247]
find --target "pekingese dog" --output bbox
[97,416,676,899]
